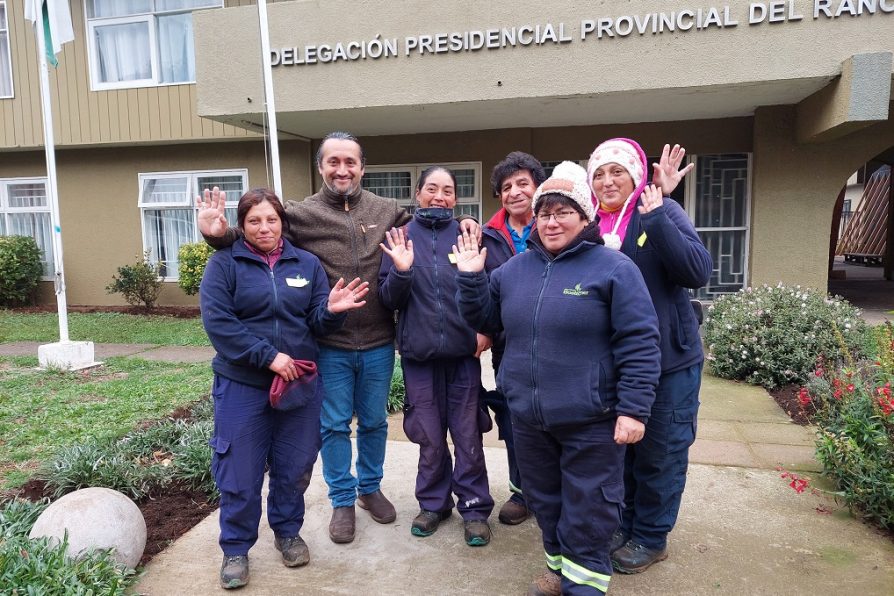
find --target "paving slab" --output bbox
[738,421,816,446]
[750,444,823,472]
[94,344,157,358]
[690,439,762,468]
[0,341,40,356]
[134,443,894,596]
[698,376,791,423]
[134,346,216,363]
[696,419,741,442]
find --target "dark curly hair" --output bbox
[490,152,546,197]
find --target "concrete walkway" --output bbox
[3,343,892,593]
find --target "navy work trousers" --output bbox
[514,416,623,595]
[402,357,493,520]
[210,375,322,556]
[621,362,702,550]
[482,347,525,505]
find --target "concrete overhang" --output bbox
[796,52,894,144]
[194,1,894,139]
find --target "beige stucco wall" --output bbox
[0,139,312,305]
[195,0,894,134]
[750,102,894,290]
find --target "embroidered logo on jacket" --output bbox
[563,283,589,296]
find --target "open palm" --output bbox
[453,229,486,273]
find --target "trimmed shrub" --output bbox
[704,284,868,388]
[801,324,894,529]
[178,242,214,296]
[388,359,405,413]
[0,235,44,307]
[106,250,163,308]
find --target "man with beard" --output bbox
[198,132,409,544]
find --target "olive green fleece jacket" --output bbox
[204,185,411,350]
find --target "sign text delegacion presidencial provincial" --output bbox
[271,0,892,67]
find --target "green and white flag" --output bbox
[24,0,74,67]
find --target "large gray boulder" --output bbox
[29,487,147,569]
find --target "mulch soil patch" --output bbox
[11,305,200,319]
[767,383,816,426]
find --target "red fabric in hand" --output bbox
[269,360,319,410]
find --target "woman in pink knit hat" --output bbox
[587,139,712,575]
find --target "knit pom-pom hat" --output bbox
[531,161,595,222]
[586,138,646,192]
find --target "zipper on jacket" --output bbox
[530,260,553,427]
[342,206,362,347]
[433,225,446,355]
[269,268,281,349]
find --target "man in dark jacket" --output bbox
[480,151,547,525]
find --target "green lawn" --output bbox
[0,311,209,346]
[0,356,213,489]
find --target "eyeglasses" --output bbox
[536,209,578,224]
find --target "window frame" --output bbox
[0,177,53,280]
[84,0,223,91]
[138,168,246,281]
[0,1,13,99]
[362,162,483,219]
[684,153,753,300]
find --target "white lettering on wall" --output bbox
[270,5,891,67]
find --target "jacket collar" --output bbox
[320,183,363,210]
[233,237,300,262]
[414,207,454,229]
[485,207,535,253]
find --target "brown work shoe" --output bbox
[528,570,561,596]
[328,505,355,544]
[357,490,397,524]
[220,555,249,589]
[497,499,531,525]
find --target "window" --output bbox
[0,179,53,277]
[0,2,12,98]
[139,169,246,279]
[362,163,483,220]
[86,0,221,90]
[685,153,752,300]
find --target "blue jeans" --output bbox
[318,344,395,507]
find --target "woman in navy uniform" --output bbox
[200,188,368,588]
[455,162,661,595]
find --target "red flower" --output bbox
[846,383,855,393]
[833,389,843,400]
[797,387,811,406]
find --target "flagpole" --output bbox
[257,0,283,199]
[34,3,69,342]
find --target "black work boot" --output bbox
[463,519,492,546]
[219,554,249,589]
[411,509,452,537]
[273,535,309,567]
[612,541,668,574]
[609,529,630,554]
[497,499,531,525]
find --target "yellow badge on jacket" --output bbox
[286,276,309,288]
[637,232,648,247]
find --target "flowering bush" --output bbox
[801,324,894,529]
[704,284,867,388]
[178,242,214,296]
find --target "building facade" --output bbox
[1,0,893,305]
